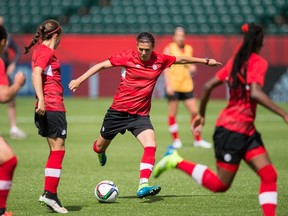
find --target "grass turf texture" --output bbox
[0,97,287,216]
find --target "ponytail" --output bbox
[23,19,62,54]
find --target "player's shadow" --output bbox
[119,194,194,203]
[66,205,83,211]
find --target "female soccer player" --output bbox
[69,32,221,198]
[0,25,26,216]
[163,27,211,149]
[24,19,68,214]
[154,23,288,216]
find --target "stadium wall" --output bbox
[14,35,288,100]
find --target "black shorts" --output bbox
[213,126,264,164]
[100,108,154,140]
[34,111,67,139]
[166,91,194,101]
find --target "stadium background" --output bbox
[1,0,288,101]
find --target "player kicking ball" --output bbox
[69,32,221,198]
[154,23,288,215]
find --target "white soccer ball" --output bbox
[94,180,119,203]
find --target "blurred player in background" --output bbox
[163,27,211,149]
[0,16,26,139]
[154,23,288,216]
[0,25,26,216]
[69,32,221,198]
[24,19,68,214]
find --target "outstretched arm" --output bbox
[69,60,113,92]
[250,83,288,124]
[174,56,222,66]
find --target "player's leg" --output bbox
[183,97,211,148]
[167,98,182,148]
[0,137,17,216]
[244,146,277,216]
[93,135,111,166]
[8,100,26,139]
[134,128,161,198]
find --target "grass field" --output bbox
[0,97,287,216]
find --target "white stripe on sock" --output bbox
[45,168,61,178]
[140,163,153,171]
[191,164,207,185]
[0,180,12,190]
[139,178,149,185]
[259,192,277,205]
[169,124,179,133]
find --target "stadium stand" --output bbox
[0,0,288,34]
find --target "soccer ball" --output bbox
[94,180,119,203]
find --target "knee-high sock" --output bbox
[139,147,156,185]
[44,150,65,194]
[177,160,229,192]
[168,115,179,141]
[0,156,17,209]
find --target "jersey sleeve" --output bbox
[108,50,130,67]
[0,59,8,86]
[215,59,233,81]
[33,48,53,71]
[247,58,268,87]
[162,54,176,70]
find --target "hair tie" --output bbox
[47,26,61,35]
[241,24,249,33]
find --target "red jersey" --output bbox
[215,53,268,136]
[32,44,65,112]
[109,49,176,115]
[0,58,8,86]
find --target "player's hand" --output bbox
[7,63,16,75]
[207,59,222,66]
[36,100,45,116]
[165,85,174,96]
[69,79,80,92]
[191,114,205,129]
[14,71,26,87]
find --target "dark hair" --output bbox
[137,32,155,47]
[24,19,62,54]
[229,23,264,99]
[0,25,7,41]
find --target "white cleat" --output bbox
[42,193,68,214]
[193,140,212,149]
[9,127,27,139]
[172,139,182,149]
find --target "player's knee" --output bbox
[257,164,277,183]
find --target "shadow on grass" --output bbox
[66,205,83,211]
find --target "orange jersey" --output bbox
[166,42,193,92]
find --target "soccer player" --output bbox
[24,19,68,214]
[69,32,221,198]
[0,16,26,139]
[163,27,211,149]
[0,25,26,216]
[153,23,288,216]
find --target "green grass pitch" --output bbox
[0,97,287,216]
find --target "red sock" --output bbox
[257,165,277,216]
[177,160,228,192]
[139,147,156,184]
[168,115,179,140]
[0,156,17,209]
[44,150,65,194]
[191,116,201,141]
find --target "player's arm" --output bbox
[0,72,25,103]
[69,60,113,92]
[192,77,223,128]
[174,56,222,66]
[32,67,45,115]
[250,83,288,124]
[6,38,21,75]
[163,46,174,95]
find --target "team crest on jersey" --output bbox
[152,64,157,70]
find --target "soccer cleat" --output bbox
[153,149,183,178]
[136,183,161,198]
[93,142,107,166]
[172,138,182,149]
[42,191,68,214]
[193,140,212,149]
[9,127,27,139]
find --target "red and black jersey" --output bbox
[0,58,8,86]
[215,53,268,136]
[32,44,65,112]
[109,49,176,116]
